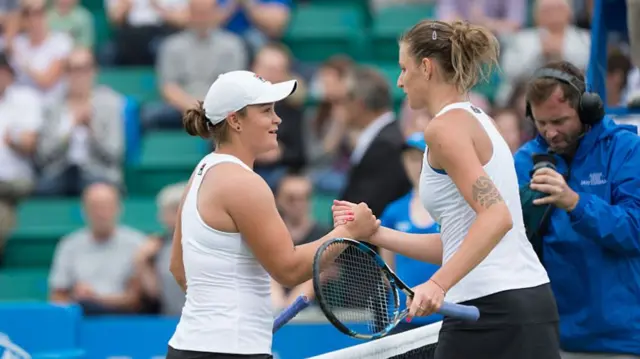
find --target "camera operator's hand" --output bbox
[530,168,580,211]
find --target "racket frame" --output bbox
[313,237,412,340]
[313,238,480,340]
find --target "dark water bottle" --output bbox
[529,153,558,178]
[524,153,558,261]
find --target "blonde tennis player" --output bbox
[333,20,560,359]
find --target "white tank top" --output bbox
[420,102,549,304]
[169,153,272,355]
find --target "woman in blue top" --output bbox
[379,132,442,334]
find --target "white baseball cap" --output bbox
[203,70,298,125]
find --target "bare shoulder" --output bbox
[424,109,476,148]
[205,163,275,208]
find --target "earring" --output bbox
[236,126,241,131]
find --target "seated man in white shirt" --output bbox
[49,183,146,315]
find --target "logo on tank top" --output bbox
[470,105,482,114]
[197,163,206,176]
[395,221,411,232]
[254,74,267,83]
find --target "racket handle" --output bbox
[438,302,480,321]
[272,295,312,333]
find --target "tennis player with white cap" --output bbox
[165,70,379,359]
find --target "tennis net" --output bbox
[309,321,441,359]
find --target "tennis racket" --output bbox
[272,294,312,333]
[312,237,480,340]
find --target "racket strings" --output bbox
[317,243,399,336]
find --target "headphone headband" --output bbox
[531,68,586,94]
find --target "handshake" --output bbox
[330,200,381,241]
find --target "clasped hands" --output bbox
[331,200,444,319]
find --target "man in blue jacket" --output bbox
[514,61,640,359]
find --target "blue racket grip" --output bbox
[438,302,480,321]
[272,295,311,333]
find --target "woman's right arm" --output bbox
[333,200,442,265]
[371,227,442,265]
[223,166,378,288]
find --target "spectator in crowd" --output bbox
[136,182,186,316]
[47,0,94,48]
[34,48,124,197]
[216,0,291,54]
[306,55,355,194]
[500,0,591,103]
[0,52,42,261]
[105,0,187,66]
[49,183,146,315]
[378,132,441,334]
[142,0,247,130]
[0,0,21,53]
[339,67,411,218]
[12,0,73,106]
[606,48,632,107]
[270,173,329,309]
[252,43,307,189]
[514,61,640,359]
[493,107,524,153]
[437,0,526,37]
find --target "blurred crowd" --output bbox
[0,0,638,319]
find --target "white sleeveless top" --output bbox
[169,153,272,354]
[420,102,549,304]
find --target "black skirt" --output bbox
[166,346,272,359]
[435,283,561,359]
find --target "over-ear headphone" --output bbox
[525,68,605,126]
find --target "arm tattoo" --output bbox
[472,176,504,209]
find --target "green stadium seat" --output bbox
[312,192,337,228]
[284,4,368,62]
[472,67,502,103]
[126,131,205,195]
[9,199,83,242]
[296,0,372,24]
[97,67,159,104]
[81,0,104,11]
[93,9,112,52]
[0,269,49,301]
[371,4,436,62]
[5,197,161,268]
[121,197,162,234]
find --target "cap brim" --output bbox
[251,79,298,105]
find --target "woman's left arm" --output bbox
[425,114,514,293]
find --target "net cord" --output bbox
[308,321,442,359]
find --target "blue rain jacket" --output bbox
[514,117,640,355]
